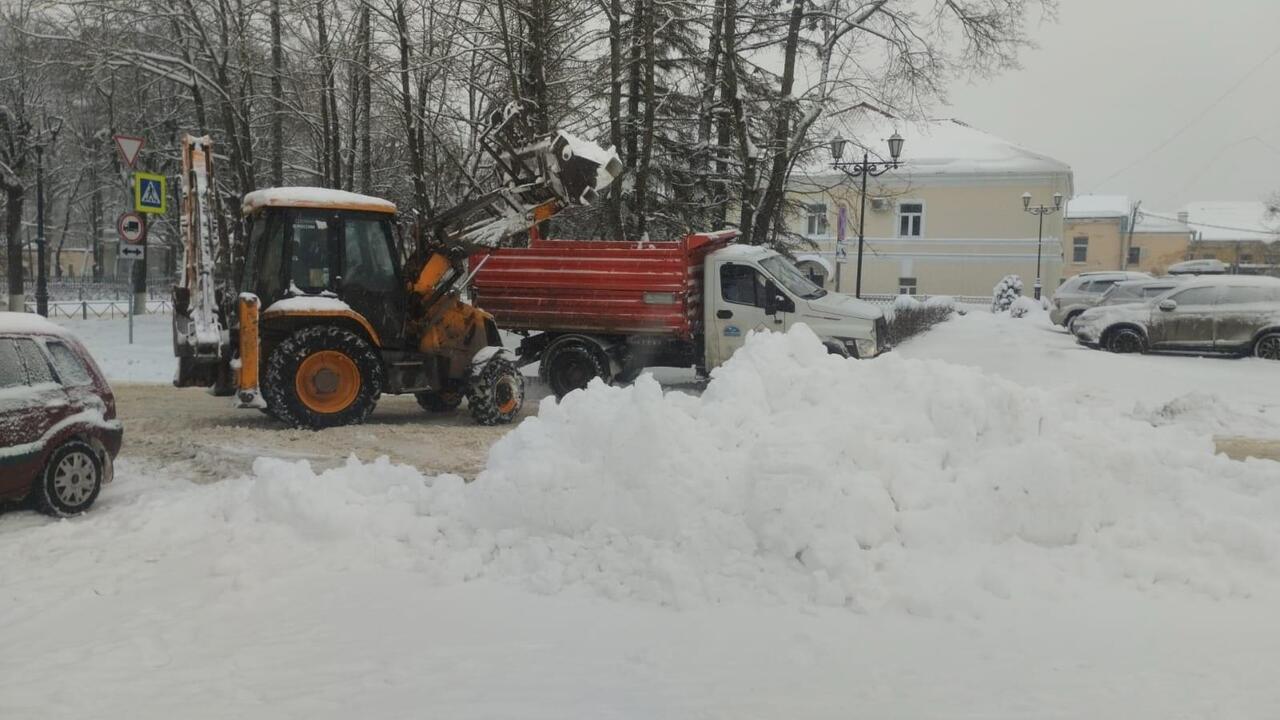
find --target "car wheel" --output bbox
[1255,332,1280,361]
[1106,327,1146,354]
[1065,312,1082,332]
[34,440,105,517]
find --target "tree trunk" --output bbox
[4,187,23,307]
[269,0,284,186]
[749,0,805,247]
[606,0,624,239]
[631,0,656,239]
[697,0,725,227]
[395,0,431,217]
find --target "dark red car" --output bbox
[0,312,123,516]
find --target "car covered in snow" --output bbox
[1095,278,1185,306]
[0,312,122,515]
[1049,271,1152,329]
[1072,275,1280,359]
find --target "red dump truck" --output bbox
[471,231,887,397]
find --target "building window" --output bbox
[898,202,923,237]
[898,277,917,295]
[1127,246,1141,265]
[806,204,828,236]
[1240,253,1254,264]
[1073,237,1089,263]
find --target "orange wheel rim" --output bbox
[496,378,519,414]
[295,351,361,414]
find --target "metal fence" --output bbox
[0,278,171,302]
[19,299,173,320]
[860,293,992,306]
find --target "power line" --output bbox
[1141,209,1279,237]
[1096,40,1280,188]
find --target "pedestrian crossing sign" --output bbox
[133,172,167,214]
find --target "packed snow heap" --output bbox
[24,326,1279,614]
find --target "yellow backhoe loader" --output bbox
[171,104,622,429]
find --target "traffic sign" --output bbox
[117,212,146,259]
[114,135,145,169]
[835,245,848,263]
[133,172,167,214]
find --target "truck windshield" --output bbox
[760,255,827,299]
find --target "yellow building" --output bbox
[789,111,1073,298]
[1180,201,1279,272]
[1063,195,1192,276]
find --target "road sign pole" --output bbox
[128,259,134,345]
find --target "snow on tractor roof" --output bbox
[242,187,397,215]
[0,311,71,337]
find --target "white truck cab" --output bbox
[704,245,887,368]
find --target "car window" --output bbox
[1171,287,1218,305]
[1142,285,1174,297]
[13,338,54,384]
[1086,279,1119,294]
[342,218,398,292]
[0,339,25,388]
[1220,286,1275,304]
[46,341,92,385]
[720,264,766,308]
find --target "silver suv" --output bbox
[1050,271,1152,328]
[1073,275,1280,358]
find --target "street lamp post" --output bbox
[1021,191,1063,300]
[32,117,63,317]
[829,132,904,299]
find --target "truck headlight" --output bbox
[852,338,878,358]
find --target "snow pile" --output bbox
[892,294,922,311]
[1009,294,1041,318]
[165,325,1280,614]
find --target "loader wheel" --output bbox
[415,388,463,413]
[263,326,384,430]
[543,338,610,399]
[467,357,524,425]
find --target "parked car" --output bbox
[1072,276,1280,358]
[1049,271,1152,328]
[1096,278,1186,306]
[0,312,122,516]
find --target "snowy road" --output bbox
[3,310,1279,719]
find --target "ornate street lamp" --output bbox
[1022,191,1063,300]
[829,132,905,298]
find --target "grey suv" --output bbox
[1073,276,1280,358]
[1050,271,1152,328]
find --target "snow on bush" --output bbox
[884,302,954,346]
[893,294,922,312]
[35,327,1278,616]
[1009,295,1040,318]
[991,274,1023,312]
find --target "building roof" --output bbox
[1133,211,1190,235]
[1180,201,1278,243]
[799,109,1072,182]
[1065,194,1130,219]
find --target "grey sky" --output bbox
[944,0,1280,212]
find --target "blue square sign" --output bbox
[133,172,167,214]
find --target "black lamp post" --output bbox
[33,117,63,317]
[829,132,904,298]
[1022,191,1063,300]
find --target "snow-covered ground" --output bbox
[52,312,173,383]
[3,309,1280,718]
[898,304,1280,440]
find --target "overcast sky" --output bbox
[944,0,1280,212]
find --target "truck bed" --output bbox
[471,231,737,339]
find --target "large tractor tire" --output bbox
[468,357,525,425]
[542,337,611,399]
[263,326,384,430]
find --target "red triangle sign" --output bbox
[114,135,145,168]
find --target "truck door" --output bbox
[337,213,406,349]
[709,262,777,367]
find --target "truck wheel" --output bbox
[415,388,463,412]
[544,338,610,398]
[468,357,525,425]
[1255,332,1280,360]
[33,440,105,517]
[263,326,384,430]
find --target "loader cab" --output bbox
[240,190,406,349]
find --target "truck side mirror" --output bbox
[1158,299,1177,312]
[764,282,778,315]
